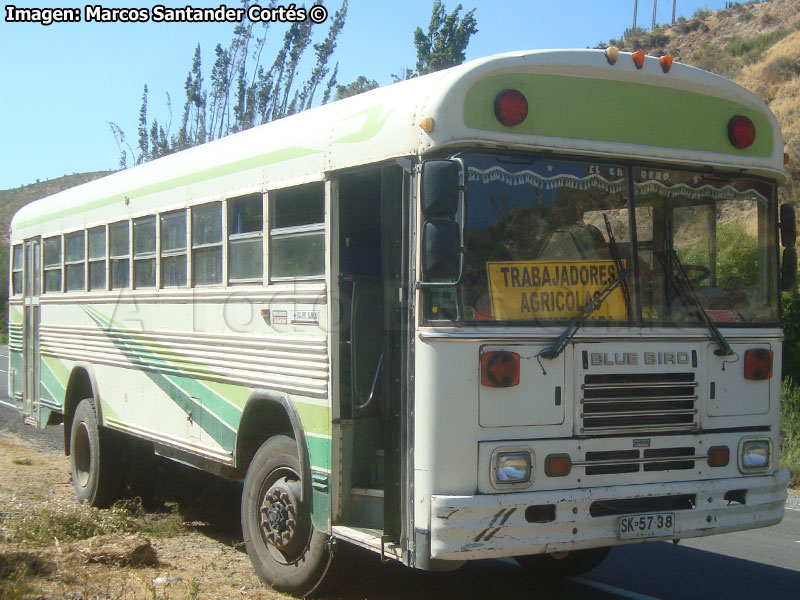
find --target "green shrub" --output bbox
[692,42,739,77]
[782,291,800,382]
[780,379,800,486]
[766,56,800,83]
[679,221,759,292]
[727,29,788,62]
[0,498,182,546]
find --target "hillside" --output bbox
[606,0,800,200]
[0,171,113,244]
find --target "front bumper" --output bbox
[429,469,789,560]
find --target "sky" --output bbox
[0,0,735,190]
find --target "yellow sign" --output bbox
[486,260,628,320]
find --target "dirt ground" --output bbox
[0,430,548,600]
[0,431,287,600]
[3,427,798,600]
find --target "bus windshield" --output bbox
[457,153,779,326]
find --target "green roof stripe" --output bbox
[16,145,321,229]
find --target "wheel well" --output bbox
[63,368,95,456]
[236,398,294,474]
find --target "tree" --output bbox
[321,62,339,104]
[137,85,149,164]
[334,75,379,100]
[300,0,348,110]
[178,45,206,150]
[413,0,477,75]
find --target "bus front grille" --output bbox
[580,373,698,434]
[580,446,698,475]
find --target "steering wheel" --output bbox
[680,264,710,284]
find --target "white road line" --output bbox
[572,577,662,600]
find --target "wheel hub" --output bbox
[259,476,303,555]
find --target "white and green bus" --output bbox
[7,48,793,594]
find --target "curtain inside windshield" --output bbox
[453,154,777,326]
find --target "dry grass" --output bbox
[0,434,281,600]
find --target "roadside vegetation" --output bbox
[780,291,800,486]
[0,497,183,547]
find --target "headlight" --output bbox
[738,438,771,473]
[492,447,533,488]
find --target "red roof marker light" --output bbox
[494,89,528,127]
[728,115,756,149]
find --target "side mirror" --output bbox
[423,220,460,280]
[782,247,797,292]
[421,160,459,219]
[780,203,796,248]
[419,159,465,286]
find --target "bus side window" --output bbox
[109,221,130,290]
[228,194,264,284]
[270,183,325,281]
[11,244,23,295]
[192,202,223,286]
[88,226,106,291]
[161,210,187,287]
[43,236,62,293]
[133,216,157,288]
[64,231,86,292]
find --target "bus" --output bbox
[7,48,793,595]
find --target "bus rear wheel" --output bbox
[241,435,337,597]
[69,399,122,508]
[515,546,611,578]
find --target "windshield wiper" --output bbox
[667,245,733,357]
[604,213,633,320]
[540,267,632,360]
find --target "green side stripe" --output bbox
[9,305,23,324]
[464,74,773,157]
[42,355,70,389]
[16,145,321,229]
[205,378,331,437]
[296,402,331,437]
[100,400,122,423]
[306,435,331,471]
[81,305,332,468]
[40,357,67,406]
[203,379,252,409]
[84,306,240,429]
[10,352,23,397]
[83,307,236,451]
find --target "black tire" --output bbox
[515,546,611,578]
[241,435,337,597]
[69,398,122,508]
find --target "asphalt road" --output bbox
[1,348,798,599]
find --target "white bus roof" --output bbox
[11,48,784,241]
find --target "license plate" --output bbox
[618,512,675,540]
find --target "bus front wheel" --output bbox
[241,435,337,597]
[69,399,121,508]
[515,546,611,578]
